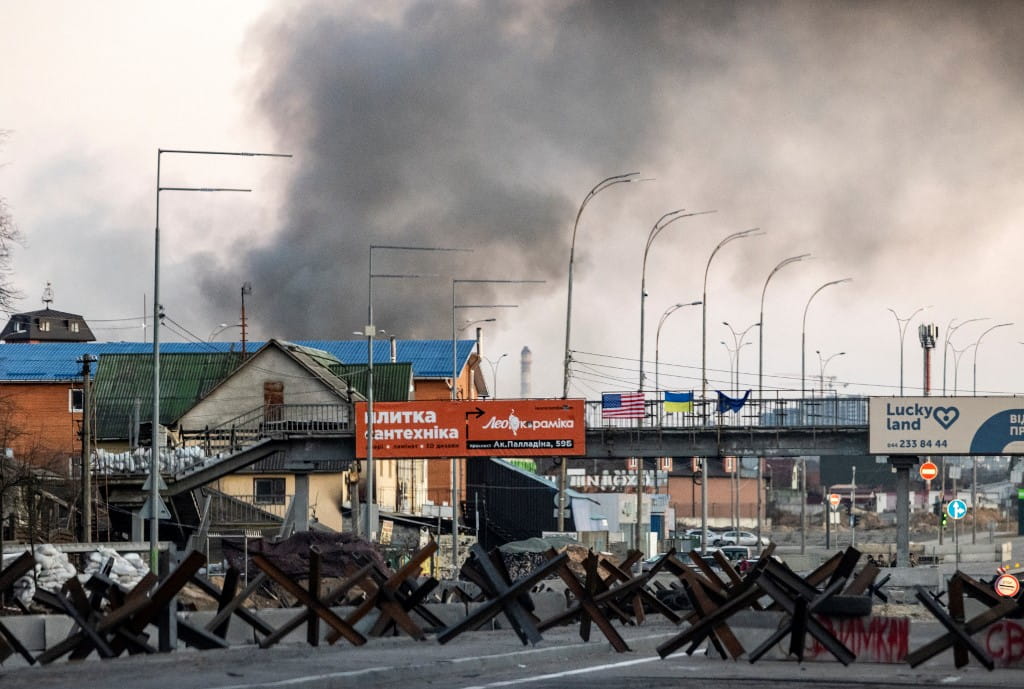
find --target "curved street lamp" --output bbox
[887,306,928,395]
[950,343,974,396]
[483,353,509,398]
[801,278,851,396]
[816,350,846,395]
[701,228,762,404]
[758,254,810,399]
[723,321,759,395]
[562,173,643,398]
[458,317,496,332]
[942,317,987,396]
[559,173,645,532]
[972,322,1012,396]
[208,323,242,341]
[639,209,715,390]
[655,300,702,393]
[757,253,809,545]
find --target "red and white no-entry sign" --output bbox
[828,493,841,508]
[995,574,1021,598]
[919,461,939,481]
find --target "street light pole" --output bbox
[970,321,1011,546]
[655,301,701,393]
[972,322,1012,396]
[701,228,761,406]
[452,278,543,571]
[483,353,508,398]
[638,209,713,558]
[801,278,851,397]
[152,147,289,572]
[639,209,715,391]
[887,306,927,395]
[816,350,846,395]
[720,341,737,394]
[208,323,242,341]
[758,255,810,399]
[560,173,644,532]
[942,317,987,396]
[757,254,809,545]
[723,321,759,397]
[950,343,973,396]
[366,245,466,543]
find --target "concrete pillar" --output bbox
[293,474,310,532]
[889,455,917,567]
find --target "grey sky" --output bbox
[3,1,1023,399]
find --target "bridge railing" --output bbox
[179,403,353,457]
[584,394,869,430]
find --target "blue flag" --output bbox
[716,390,751,413]
[664,391,694,413]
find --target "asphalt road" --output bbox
[2,620,1023,689]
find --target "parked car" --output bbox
[712,530,769,547]
[682,528,718,544]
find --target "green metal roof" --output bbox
[93,351,244,439]
[331,362,413,402]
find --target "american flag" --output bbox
[601,392,646,419]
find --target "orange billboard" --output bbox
[354,399,586,458]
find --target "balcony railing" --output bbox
[179,403,353,457]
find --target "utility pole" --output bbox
[78,354,96,543]
[849,466,856,548]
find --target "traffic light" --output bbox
[941,511,948,528]
[852,515,861,527]
[933,500,941,516]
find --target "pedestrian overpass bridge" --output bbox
[583,395,869,458]
[103,395,873,508]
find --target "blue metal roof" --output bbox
[0,339,477,381]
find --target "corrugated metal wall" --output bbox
[465,458,574,550]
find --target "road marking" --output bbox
[457,656,664,689]
[206,665,397,689]
[203,632,682,689]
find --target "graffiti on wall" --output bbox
[802,616,909,663]
[985,619,1024,667]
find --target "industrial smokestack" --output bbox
[520,346,532,398]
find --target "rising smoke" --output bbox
[195,0,1024,370]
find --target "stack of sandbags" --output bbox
[2,552,36,607]
[83,546,150,589]
[31,544,78,593]
[7,545,78,607]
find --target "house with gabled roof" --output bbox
[0,336,486,539]
[170,339,363,533]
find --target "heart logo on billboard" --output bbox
[933,406,960,430]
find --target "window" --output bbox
[70,322,79,333]
[36,318,51,332]
[254,477,286,505]
[69,388,84,413]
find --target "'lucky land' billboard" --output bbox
[354,399,586,458]
[869,396,1024,455]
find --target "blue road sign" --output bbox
[947,499,967,520]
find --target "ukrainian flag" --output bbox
[664,391,694,413]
